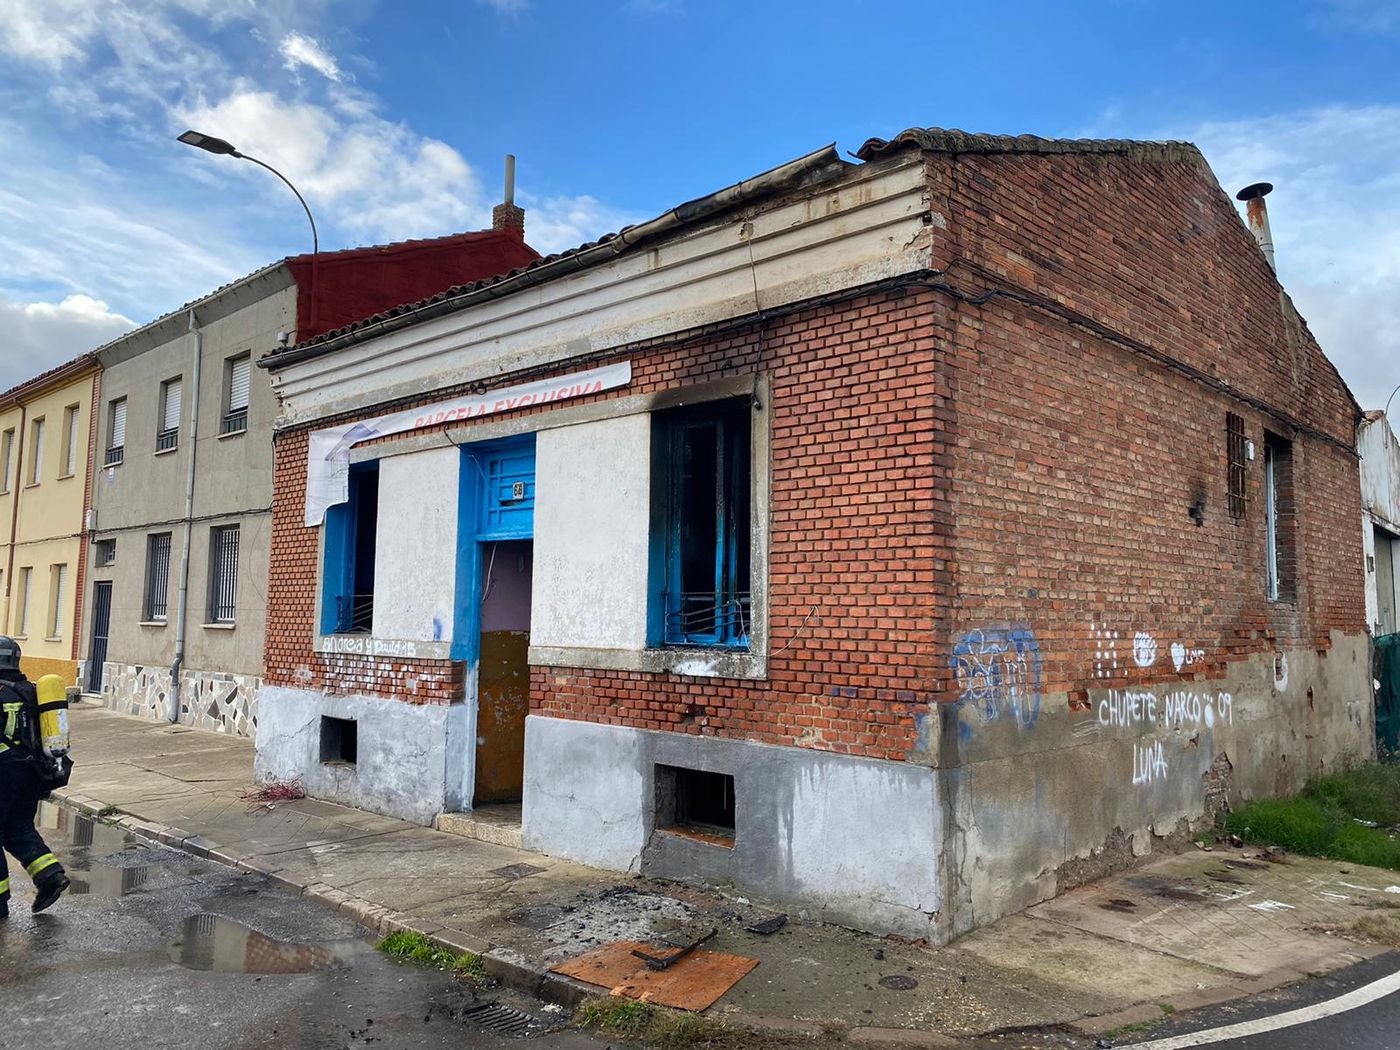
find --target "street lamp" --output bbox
[177,129,320,329]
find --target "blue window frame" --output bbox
[321,461,378,634]
[651,400,751,649]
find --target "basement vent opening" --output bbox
[656,765,735,845]
[319,715,357,765]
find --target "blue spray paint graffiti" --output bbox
[949,626,1043,731]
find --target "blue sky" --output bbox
[0,0,1396,412]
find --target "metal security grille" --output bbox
[209,526,239,623]
[1227,412,1247,520]
[144,533,172,621]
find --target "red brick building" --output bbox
[256,130,1370,942]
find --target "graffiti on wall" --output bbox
[1092,623,1121,679]
[950,626,1043,730]
[1170,642,1206,672]
[1082,687,1236,786]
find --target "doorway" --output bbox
[474,540,532,804]
[87,581,111,693]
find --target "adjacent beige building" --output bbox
[0,355,101,682]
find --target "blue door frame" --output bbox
[452,435,537,661]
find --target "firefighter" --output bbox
[0,636,69,918]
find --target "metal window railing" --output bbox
[664,591,751,647]
[335,594,374,634]
[104,445,124,467]
[156,427,178,452]
[209,527,239,622]
[220,409,247,435]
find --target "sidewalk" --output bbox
[56,701,1400,1043]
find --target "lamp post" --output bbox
[177,130,320,331]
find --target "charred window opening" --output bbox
[322,462,378,634]
[1227,412,1247,521]
[656,764,735,843]
[652,399,752,648]
[319,715,357,765]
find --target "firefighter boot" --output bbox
[31,870,68,913]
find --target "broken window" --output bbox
[1264,432,1296,602]
[652,399,751,648]
[656,765,735,842]
[319,716,357,764]
[322,462,378,633]
[1227,412,1247,521]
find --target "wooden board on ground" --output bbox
[551,939,759,1011]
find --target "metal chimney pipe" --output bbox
[504,154,516,206]
[1235,182,1276,272]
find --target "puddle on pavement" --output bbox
[35,800,181,899]
[169,913,366,974]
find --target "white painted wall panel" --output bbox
[532,414,650,651]
[373,446,459,641]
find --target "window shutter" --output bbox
[229,357,251,411]
[162,380,182,431]
[111,400,127,448]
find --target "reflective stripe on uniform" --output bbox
[25,854,59,877]
[0,700,21,753]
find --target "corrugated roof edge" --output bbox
[854,126,1203,163]
[0,352,100,409]
[262,143,850,371]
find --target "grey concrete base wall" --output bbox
[254,685,451,825]
[946,635,1374,938]
[99,661,260,738]
[521,715,942,940]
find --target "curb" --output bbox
[48,788,585,1010]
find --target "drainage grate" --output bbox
[461,1001,551,1038]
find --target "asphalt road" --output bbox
[0,802,608,1050]
[1116,951,1400,1050]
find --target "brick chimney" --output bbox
[492,154,525,237]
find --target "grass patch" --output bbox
[1223,762,1400,870]
[377,931,486,979]
[576,997,722,1046]
[578,998,654,1037]
[96,805,120,819]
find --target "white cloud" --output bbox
[1183,105,1400,413]
[180,85,485,241]
[279,32,344,82]
[476,0,530,13]
[522,193,643,256]
[0,294,136,390]
[0,0,104,68]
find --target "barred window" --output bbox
[95,538,116,566]
[208,525,239,623]
[1227,412,1247,521]
[144,532,172,621]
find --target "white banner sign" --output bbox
[303,361,632,526]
